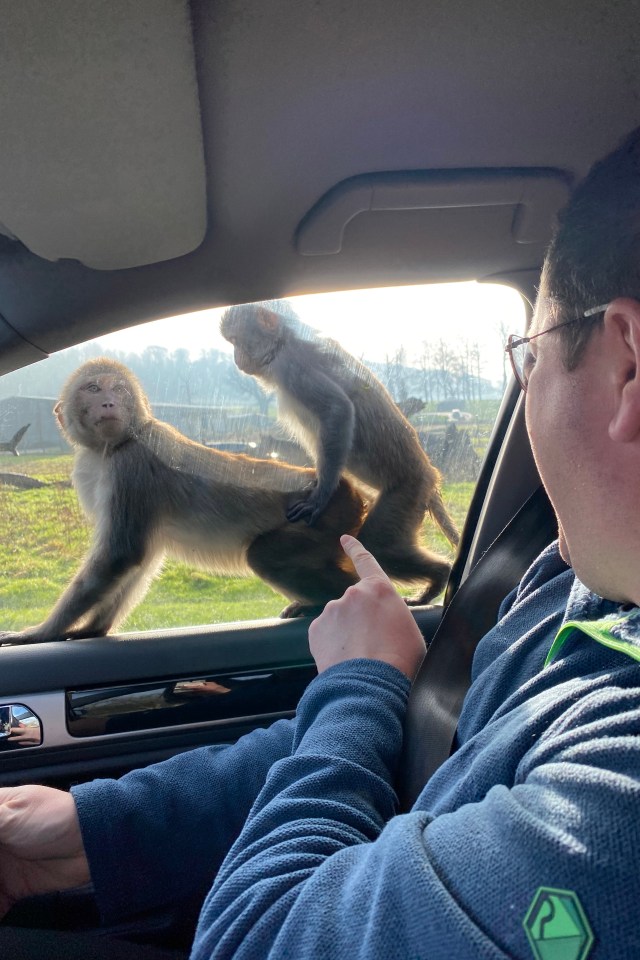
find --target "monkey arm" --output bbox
[284,369,355,525]
[0,466,158,644]
[0,546,152,645]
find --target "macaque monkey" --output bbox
[221,302,459,604]
[0,358,366,645]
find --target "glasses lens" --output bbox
[507,337,530,390]
[513,340,530,389]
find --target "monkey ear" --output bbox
[53,401,65,429]
[256,308,281,334]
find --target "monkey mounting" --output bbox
[0,358,366,645]
[221,301,459,604]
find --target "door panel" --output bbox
[0,605,444,787]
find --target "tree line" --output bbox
[0,338,500,411]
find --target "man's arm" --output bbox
[0,717,294,924]
[73,717,295,923]
[192,656,510,959]
[193,662,640,959]
[191,537,440,958]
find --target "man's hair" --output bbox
[542,126,640,368]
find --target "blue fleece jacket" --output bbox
[72,543,640,958]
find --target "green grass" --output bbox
[0,454,474,631]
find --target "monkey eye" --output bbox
[83,382,101,393]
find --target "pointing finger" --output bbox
[340,535,389,582]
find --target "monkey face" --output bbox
[230,338,264,375]
[75,375,135,444]
[221,323,264,374]
[56,363,149,451]
[220,306,284,377]
[220,315,258,373]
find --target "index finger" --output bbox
[340,534,390,582]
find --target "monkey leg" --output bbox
[0,537,159,644]
[247,525,360,618]
[357,485,452,604]
[79,553,165,636]
[247,478,364,616]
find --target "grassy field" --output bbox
[0,454,473,631]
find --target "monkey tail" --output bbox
[428,490,460,547]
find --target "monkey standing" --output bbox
[221,302,459,604]
[0,358,366,645]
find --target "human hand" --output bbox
[0,784,90,919]
[7,723,41,744]
[308,535,426,680]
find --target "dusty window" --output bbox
[0,282,524,632]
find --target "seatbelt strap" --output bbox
[398,484,558,811]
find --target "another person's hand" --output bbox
[309,535,427,680]
[0,784,90,919]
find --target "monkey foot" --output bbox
[0,628,96,645]
[404,597,438,609]
[279,601,326,619]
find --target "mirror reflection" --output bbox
[0,703,42,748]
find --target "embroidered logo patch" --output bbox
[523,887,594,960]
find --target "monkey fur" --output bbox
[0,358,366,645]
[221,302,458,604]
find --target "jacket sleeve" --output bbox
[191,660,640,960]
[72,717,294,923]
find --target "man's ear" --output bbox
[606,298,640,443]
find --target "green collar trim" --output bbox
[545,615,640,667]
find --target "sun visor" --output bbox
[0,0,206,270]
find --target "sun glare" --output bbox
[95,281,525,387]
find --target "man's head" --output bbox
[527,126,640,604]
[542,126,640,369]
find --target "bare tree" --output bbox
[383,347,409,404]
[418,341,434,404]
[432,340,456,401]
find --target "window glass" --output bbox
[0,282,524,632]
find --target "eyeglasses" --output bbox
[505,303,609,392]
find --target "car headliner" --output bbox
[0,0,638,375]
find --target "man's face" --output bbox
[524,289,616,591]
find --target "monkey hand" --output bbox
[308,535,426,680]
[286,485,329,525]
[0,627,60,645]
[0,785,91,919]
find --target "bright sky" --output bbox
[95,281,526,388]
